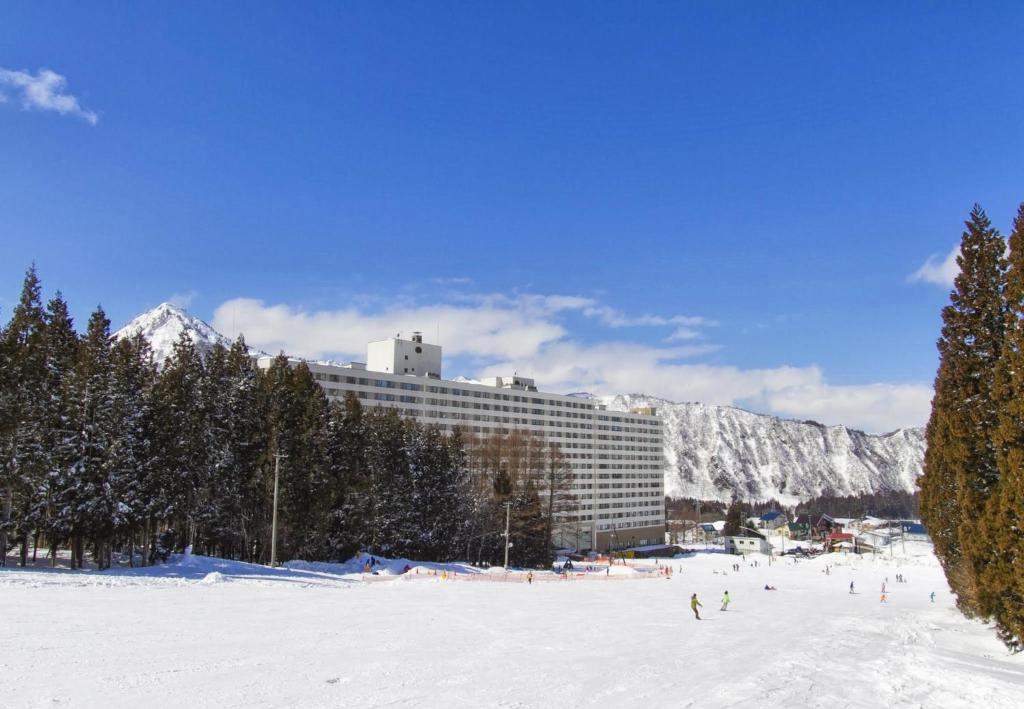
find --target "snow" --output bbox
[603,394,925,502]
[3,542,1021,708]
[114,303,265,364]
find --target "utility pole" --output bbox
[503,501,512,568]
[695,497,703,545]
[270,452,287,567]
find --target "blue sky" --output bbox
[3,2,1024,431]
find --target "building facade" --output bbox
[257,333,665,551]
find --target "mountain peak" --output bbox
[114,303,233,364]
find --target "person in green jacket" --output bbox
[690,593,703,620]
[720,590,731,611]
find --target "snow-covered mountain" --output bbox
[114,303,242,363]
[603,394,925,503]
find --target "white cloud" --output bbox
[910,244,959,287]
[212,295,574,362]
[665,327,701,341]
[0,67,98,125]
[481,343,931,432]
[582,305,708,328]
[761,381,933,433]
[211,292,930,432]
[169,290,199,308]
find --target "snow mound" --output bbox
[199,571,226,585]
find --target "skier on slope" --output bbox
[849,581,855,594]
[691,593,703,620]
[720,591,731,611]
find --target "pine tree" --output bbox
[196,337,266,560]
[363,407,415,557]
[149,332,208,555]
[40,293,79,565]
[980,203,1024,650]
[71,307,118,569]
[107,333,157,566]
[406,423,471,560]
[320,392,368,560]
[920,205,1006,615]
[723,496,744,538]
[0,307,9,563]
[0,266,49,566]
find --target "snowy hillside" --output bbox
[114,303,261,364]
[603,394,925,503]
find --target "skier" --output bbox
[527,571,533,585]
[881,581,886,594]
[930,591,936,603]
[690,593,703,620]
[849,581,855,594]
[880,592,887,604]
[720,590,731,611]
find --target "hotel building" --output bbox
[257,333,664,550]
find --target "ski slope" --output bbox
[2,543,1021,708]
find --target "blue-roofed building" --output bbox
[758,510,787,530]
[900,522,930,541]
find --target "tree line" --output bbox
[919,204,1024,652]
[0,267,574,570]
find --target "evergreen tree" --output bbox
[981,203,1024,650]
[0,266,49,566]
[920,205,1006,615]
[723,496,744,538]
[107,333,157,565]
[278,362,330,560]
[196,337,267,560]
[363,407,415,557]
[70,308,118,569]
[149,332,208,555]
[320,392,368,560]
[40,293,79,564]
[407,423,471,560]
[0,307,9,562]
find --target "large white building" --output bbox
[257,333,664,551]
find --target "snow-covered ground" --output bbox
[2,543,1021,708]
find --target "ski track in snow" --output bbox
[2,543,1022,708]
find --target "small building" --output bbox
[856,530,891,551]
[826,531,856,552]
[724,536,773,555]
[900,522,930,541]
[759,510,787,530]
[815,514,842,538]
[786,521,810,539]
[698,521,725,542]
[860,515,886,530]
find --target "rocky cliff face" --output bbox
[602,394,925,503]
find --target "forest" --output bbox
[0,267,574,570]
